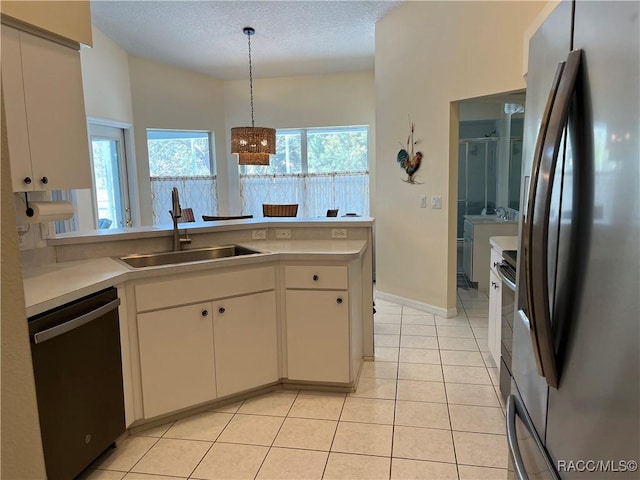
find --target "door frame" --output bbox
[86,117,140,228]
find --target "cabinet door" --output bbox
[137,303,216,418]
[1,26,33,191]
[488,269,502,366]
[19,31,91,191]
[213,291,278,397]
[286,290,350,383]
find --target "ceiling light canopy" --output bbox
[231,27,276,166]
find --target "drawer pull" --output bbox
[336,297,343,304]
[40,176,49,184]
[493,261,500,268]
[24,176,32,185]
[218,307,226,314]
[312,274,319,281]
[201,309,209,317]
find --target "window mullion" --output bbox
[300,129,308,174]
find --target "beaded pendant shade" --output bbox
[231,27,276,166]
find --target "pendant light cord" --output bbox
[247,31,255,128]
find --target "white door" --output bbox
[89,124,132,229]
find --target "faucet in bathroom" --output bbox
[496,206,509,221]
[170,187,191,251]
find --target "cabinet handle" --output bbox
[40,176,49,185]
[336,297,343,304]
[493,261,500,268]
[24,177,32,185]
[492,281,499,289]
[218,307,225,314]
[201,309,209,317]
[312,274,319,281]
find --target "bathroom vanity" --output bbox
[462,215,518,291]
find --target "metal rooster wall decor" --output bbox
[397,118,423,184]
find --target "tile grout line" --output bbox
[387,303,405,480]
[122,434,163,476]
[320,389,347,479]
[252,390,301,480]
[185,407,240,479]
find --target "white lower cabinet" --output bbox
[131,260,361,421]
[213,291,278,397]
[286,289,350,383]
[137,302,216,419]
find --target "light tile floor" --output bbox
[82,288,507,480]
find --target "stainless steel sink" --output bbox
[118,245,261,268]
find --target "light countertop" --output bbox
[24,239,367,317]
[464,215,518,225]
[489,236,519,254]
[46,217,375,246]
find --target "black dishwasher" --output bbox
[28,287,125,480]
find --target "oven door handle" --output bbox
[498,265,517,292]
[33,298,121,344]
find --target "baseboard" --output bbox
[375,290,458,318]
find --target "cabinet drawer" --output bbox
[135,266,275,312]
[490,248,503,275]
[285,265,348,290]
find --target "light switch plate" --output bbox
[419,195,427,208]
[431,195,442,209]
[275,229,291,239]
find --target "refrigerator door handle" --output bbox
[521,60,565,379]
[527,49,582,389]
[506,395,560,480]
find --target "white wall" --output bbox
[375,1,546,314]
[79,27,136,230]
[81,27,134,123]
[223,72,375,214]
[127,55,228,225]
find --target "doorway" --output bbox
[454,93,526,277]
[89,124,132,229]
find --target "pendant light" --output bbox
[231,27,276,165]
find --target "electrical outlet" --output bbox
[40,223,51,240]
[17,228,34,251]
[332,228,348,239]
[18,231,27,249]
[431,195,442,209]
[275,229,291,239]
[252,229,267,240]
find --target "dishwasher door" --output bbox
[28,287,125,480]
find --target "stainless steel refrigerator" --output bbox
[507,1,639,478]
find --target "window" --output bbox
[240,126,369,217]
[147,130,217,224]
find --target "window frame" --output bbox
[240,125,369,176]
[146,128,216,178]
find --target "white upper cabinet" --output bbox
[2,25,91,192]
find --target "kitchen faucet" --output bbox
[170,187,191,251]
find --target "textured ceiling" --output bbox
[90,0,403,80]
